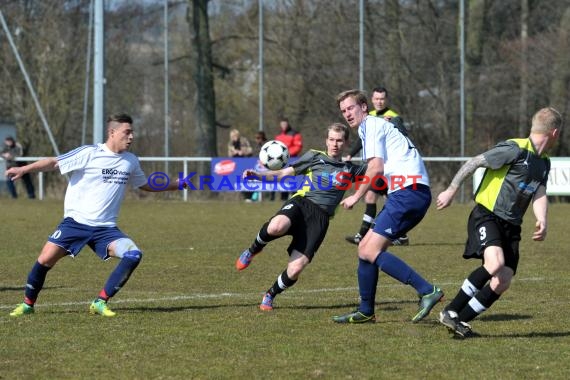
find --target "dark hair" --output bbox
[255,131,267,140]
[107,113,133,124]
[371,87,389,97]
[5,136,15,143]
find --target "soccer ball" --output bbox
[259,140,290,170]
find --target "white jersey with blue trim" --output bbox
[359,115,429,193]
[57,143,147,227]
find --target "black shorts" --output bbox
[464,204,521,274]
[274,196,329,261]
[370,176,388,196]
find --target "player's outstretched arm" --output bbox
[242,167,295,182]
[436,187,458,210]
[139,178,187,192]
[5,157,58,181]
[436,154,488,210]
[341,157,382,210]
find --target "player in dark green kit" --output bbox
[236,122,366,311]
[436,107,562,338]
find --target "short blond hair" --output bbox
[531,107,562,134]
[327,122,350,141]
[336,89,368,109]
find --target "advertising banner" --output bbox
[210,157,303,192]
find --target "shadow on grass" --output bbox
[403,242,465,247]
[0,286,25,292]
[489,331,570,339]
[410,320,570,340]
[122,303,262,313]
[0,285,63,292]
[278,298,417,311]
[450,330,570,340]
[99,299,417,315]
[479,313,532,322]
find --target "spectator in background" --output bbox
[272,118,303,201]
[251,131,268,202]
[344,87,408,246]
[228,129,254,202]
[252,131,268,156]
[228,128,253,158]
[2,136,35,199]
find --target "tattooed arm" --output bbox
[436,154,488,210]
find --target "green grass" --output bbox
[1,199,570,379]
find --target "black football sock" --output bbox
[358,203,377,236]
[459,284,501,323]
[267,270,297,297]
[447,266,491,313]
[250,222,281,254]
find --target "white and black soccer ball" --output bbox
[259,140,290,170]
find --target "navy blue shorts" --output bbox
[372,184,431,240]
[48,217,129,260]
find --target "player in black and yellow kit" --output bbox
[235,123,366,311]
[436,107,562,338]
[344,87,410,246]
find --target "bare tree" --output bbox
[384,0,402,95]
[187,0,217,159]
[550,6,570,155]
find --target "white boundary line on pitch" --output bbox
[0,277,546,310]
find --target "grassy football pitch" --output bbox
[1,199,570,379]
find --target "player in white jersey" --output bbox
[333,89,443,324]
[7,113,183,318]
[359,115,430,192]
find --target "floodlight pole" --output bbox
[93,0,105,144]
[359,0,364,90]
[459,0,466,202]
[82,0,94,146]
[258,0,264,132]
[164,0,170,173]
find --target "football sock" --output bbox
[102,251,142,298]
[459,284,501,323]
[447,266,492,313]
[24,261,52,306]
[375,252,433,295]
[358,203,377,236]
[357,258,379,315]
[249,222,279,254]
[267,270,297,297]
